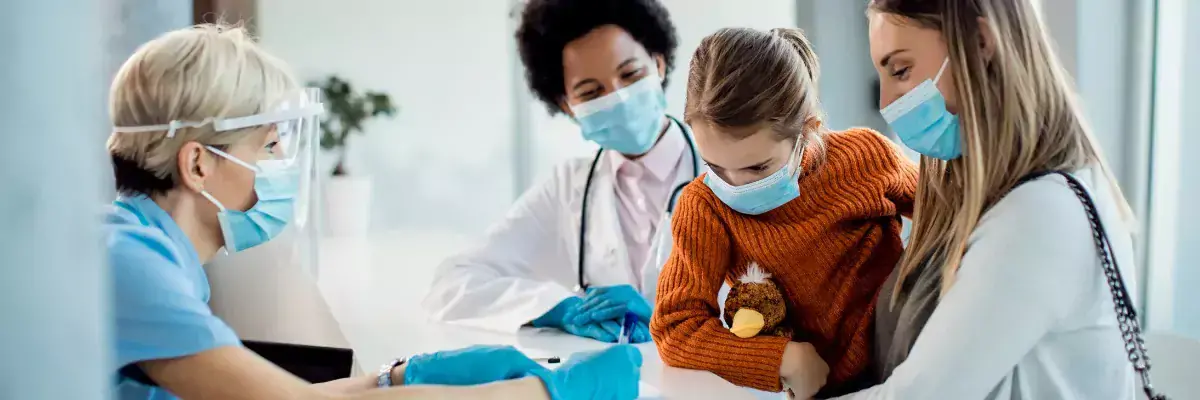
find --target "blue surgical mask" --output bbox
[880,58,962,160]
[570,74,667,155]
[704,140,804,215]
[201,146,299,253]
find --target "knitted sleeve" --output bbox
[650,182,790,392]
[840,128,919,218]
[882,142,918,218]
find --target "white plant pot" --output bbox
[324,175,373,237]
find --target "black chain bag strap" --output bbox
[1020,171,1168,400]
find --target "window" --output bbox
[1145,0,1198,339]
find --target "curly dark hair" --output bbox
[516,0,679,115]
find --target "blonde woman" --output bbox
[106,23,639,400]
[791,0,1154,398]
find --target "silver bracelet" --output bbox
[376,358,406,388]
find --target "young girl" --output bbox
[650,27,917,398]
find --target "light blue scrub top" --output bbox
[107,195,241,400]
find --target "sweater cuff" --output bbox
[659,330,790,392]
[732,335,790,392]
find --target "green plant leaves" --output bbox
[310,75,397,151]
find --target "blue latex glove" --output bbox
[403,345,548,386]
[532,297,623,343]
[527,345,643,400]
[629,321,651,344]
[570,285,653,326]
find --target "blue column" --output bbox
[0,1,113,399]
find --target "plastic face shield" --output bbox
[112,88,327,276]
[114,88,324,228]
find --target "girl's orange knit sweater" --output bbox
[650,128,918,395]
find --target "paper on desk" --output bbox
[638,380,664,399]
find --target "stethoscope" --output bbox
[575,115,700,292]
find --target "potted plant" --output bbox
[312,75,396,236]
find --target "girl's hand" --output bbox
[779,342,829,399]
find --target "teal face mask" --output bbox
[200,146,299,253]
[880,58,962,160]
[703,140,804,215]
[570,74,667,155]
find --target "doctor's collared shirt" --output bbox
[608,120,688,284]
[106,195,242,400]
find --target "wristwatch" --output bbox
[377,357,406,388]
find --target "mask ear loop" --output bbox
[197,146,259,213]
[934,57,951,83]
[196,165,233,257]
[787,136,808,177]
[204,146,262,173]
[788,116,821,177]
[199,190,228,212]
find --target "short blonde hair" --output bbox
[108,22,299,195]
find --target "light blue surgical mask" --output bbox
[880,58,962,160]
[704,140,804,215]
[200,146,299,253]
[570,74,667,155]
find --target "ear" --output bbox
[176,142,214,193]
[654,54,667,79]
[977,17,997,62]
[558,99,576,119]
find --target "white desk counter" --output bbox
[314,232,780,400]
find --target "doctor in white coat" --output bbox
[424,0,700,342]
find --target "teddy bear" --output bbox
[723,262,792,339]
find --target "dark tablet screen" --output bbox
[119,341,354,386]
[243,340,355,384]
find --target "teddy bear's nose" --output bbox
[730,308,765,338]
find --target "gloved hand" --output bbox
[570,285,653,326]
[628,321,652,344]
[403,345,548,386]
[526,344,643,400]
[532,297,623,342]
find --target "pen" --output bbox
[533,356,561,364]
[618,311,637,345]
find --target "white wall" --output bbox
[796,0,888,134]
[1171,0,1200,338]
[258,0,518,239]
[259,0,800,239]
[1172,0,1200,337]
[1155,0,1200,339]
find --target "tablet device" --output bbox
[243,340,354,384]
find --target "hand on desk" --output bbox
[572,284,653,325]
[527,344,644,400]
[402,344,643,399]
[403,345,543,386]
[532,296,651,343]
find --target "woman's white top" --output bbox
[837,167,1138,399]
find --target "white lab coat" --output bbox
[423,120,701,332]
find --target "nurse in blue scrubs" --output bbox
[104,23,640,400]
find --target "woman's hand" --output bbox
[571,285,654,324]
[526,345,643,400]
[403,345,548,386]
[779,342,828,399]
